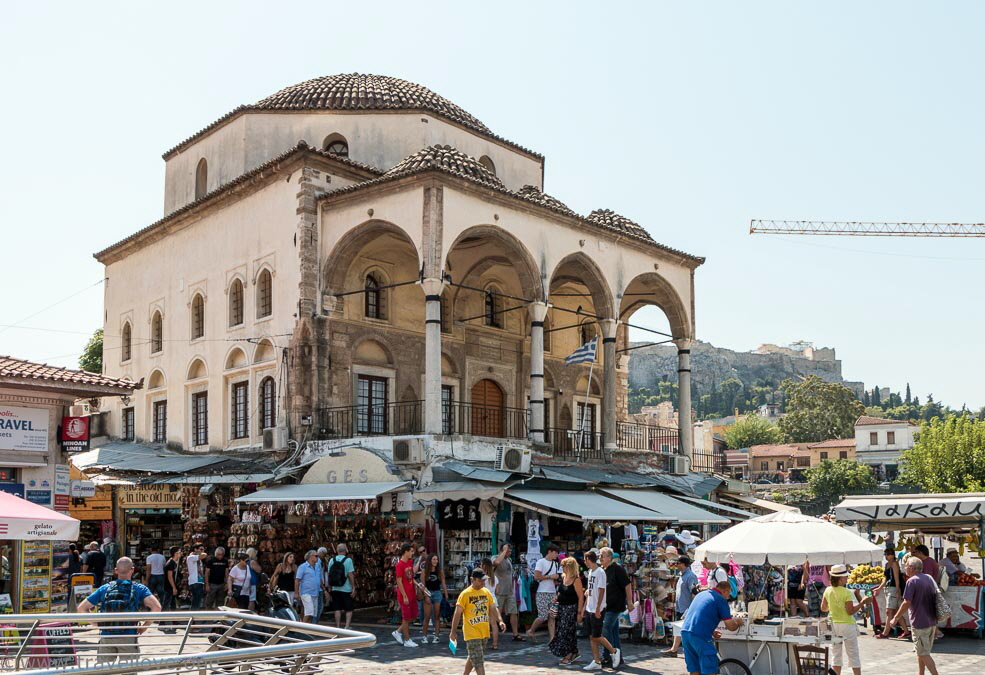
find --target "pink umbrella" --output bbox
[0,491,79,540]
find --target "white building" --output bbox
[854,415,918,480]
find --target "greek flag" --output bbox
[565,336,598,365]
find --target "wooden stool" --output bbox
[793,644,829,675]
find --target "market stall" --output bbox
[692,510,883,675]
[834,492,985,636]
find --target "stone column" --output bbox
[601,319,619,451]
[422,278,445,435]
[528,302,549,443]
[677,340,694,465]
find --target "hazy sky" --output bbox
[2,2,983,408]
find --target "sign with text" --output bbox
[59,417,89,452]
[26,490,52,507]
[0,483,24,498]
[69,481,95,498]
[121,484,181,509]
[836,497,985,522]
[54,465,70,496]
[0,406,48,452]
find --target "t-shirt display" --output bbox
[456,586,497,641]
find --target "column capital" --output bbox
[420,277,446,296]
[599,318,619,339]
[527,301,549,322]
[674,338,694,352]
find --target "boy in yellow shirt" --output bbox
[450,570,507,675]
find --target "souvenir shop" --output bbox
[236,448,416,608]
[67,466,115,547]
[117,483,184,575]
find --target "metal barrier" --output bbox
[0,610,375,674]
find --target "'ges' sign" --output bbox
[0,406,48,452]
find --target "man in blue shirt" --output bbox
[681,581,744,675]
[295,550,324,623]
[662,556,699,657]
[78,557,161,664]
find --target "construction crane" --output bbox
[750,220,985,237]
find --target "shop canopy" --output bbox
[834,493,985,531]
[236,481,410,503]
[600,489,730,525]
[675,494,757,521]
[0,491,79,540]
[720,493,801,514]
[415,481,515,502]
[694,510,883,566]
[503,489,662,522]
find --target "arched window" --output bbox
[364,274,385,319]
[256,269,272,318]
[580,320,596,346]
[121,322,132,362]
[478,155,496,175]
[259,376,276,431]
[151,311,163,353]
[191,294,205,339]
[195,158,208,200]
[229,279,244,326]
[484,287,501,328]
[322,133,349,157]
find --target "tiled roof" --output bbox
[587,209,654,242]
[807,438,857,448]
[855,415,912,426]
[95,142,380,261]
[749,443,809,458]
[516,185,575,216]
[162,73,542,160]
[0,356,136,392]
[383,145,505,189]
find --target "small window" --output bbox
[151,311,163,353]
[869,431,878,445]
[122,407,134,441]
[121,322,132,362]
[442,385,454,434]
[478,155,496,175]
[820,451,828,460]
[229,279,244,326]
[760,461,768,471]
[192,391,208,446]
[256,269,272,318]
[542,316,552,352]
[259,376,276,431]
[440,295,450,334]
[195,158,208,200]
[887,431,896,445]
[579,320,596,346]
[839,450,848,459]
[322,134,349,157]
[484,288,501,328]
[364,274,385,319]
[777,461,785,471]
[152,400,167,443]
[191,294,205,339]
[231,381,249,439]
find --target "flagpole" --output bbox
[577,338,597,458]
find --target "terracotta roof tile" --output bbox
[855,415,913,426]
[806,438,857,448]
[749,443,809,458]
[383,145,504,189]
[516,185,575,216]
[0,356,137,392]
[586,209,654,242]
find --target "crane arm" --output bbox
[750,219,985,237]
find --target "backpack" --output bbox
[98,581,136,632]
[328,556,348,588]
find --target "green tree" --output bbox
[79,328,103,374]
[898,416,985,492]
[862,390,871,406]
[806,460,877,503]
[905,383,912,405]
[777,376,865,443]
[871,386,881,407]
[723,415,785,449]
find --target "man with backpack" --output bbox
[328,543,356,629]
[78,557,161,664]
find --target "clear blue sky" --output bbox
[2,2,982,408]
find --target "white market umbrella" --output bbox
[694,510,882,566]
[0,491,79,540]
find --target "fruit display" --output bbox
[848,564,884,584]
[954,572,985,587]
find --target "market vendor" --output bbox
[941,548,974,583]
[680,581,744,675]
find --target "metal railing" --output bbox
[0,610,374,674]
[317,400,423,438]
[442,402,529,440]
[616,421,679,452]
[547,429,607,463]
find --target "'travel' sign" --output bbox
[0,406,48,452]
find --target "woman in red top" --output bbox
[393,543,419,648]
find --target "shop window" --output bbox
[869,431,878,446]
[191,293,205,339]
[364,274,385,320]
[121,322,132,362]
[357,375,388,434]
[229,279,244,326]
[152,400,167,443]
[259,376,276,431]
[151,311,163,353]
[887,431,896,445]
[256,269,273,318]
[231,381,249,439]
[195,158,208,200]
[192,391,208,446]
[122,407,134,441]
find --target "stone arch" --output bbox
[444,225,544,301]
[322,132,349,156]
[195,158,208,200]
[351,336,395,366]
[575,373,602,396]
[441,352,460,377]
[147,369,166,390]
[225,346,249,370]
[466,370,512,404]
[323,220,421,294]
[619,272,691,341]
[548,252,615,320]
[186,357,208,380]
[253,338,276,363]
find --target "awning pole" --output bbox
[980,517,984,579]
[784,565,789,618]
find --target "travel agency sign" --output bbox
[0,406,48,452]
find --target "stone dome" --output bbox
[384,145,505,189]
[254,73,490,134]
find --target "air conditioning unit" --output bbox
[668,455,689,475]
[392,437,425,464]
[495,444,532,474]
[69,404,91,417]
[262,426,289,450]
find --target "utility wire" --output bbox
[0,279,104,336]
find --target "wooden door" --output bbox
[471,379,504,437]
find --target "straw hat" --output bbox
[830,564,850,578]
[677,530,697,545]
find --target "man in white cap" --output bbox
[940,548,970,584]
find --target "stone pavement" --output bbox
[318,623,985,674]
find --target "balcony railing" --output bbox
[547,429,607,463]
[317,400,424,439]
[617,422,679,452]
[444,402,528,440]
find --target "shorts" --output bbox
[535,592,554,621]
[465,638,487,665]
[912,626,935,656]
[430,589,444,606]
[330,590,354,612]
[399,598,419,620]
[883,587,900,609]
[587,613,604,638]
[300,593,317,617]
[681,632,719,675]
[496,592,517,615]
[97,635,140,664]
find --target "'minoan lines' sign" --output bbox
[0,406,48,452]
